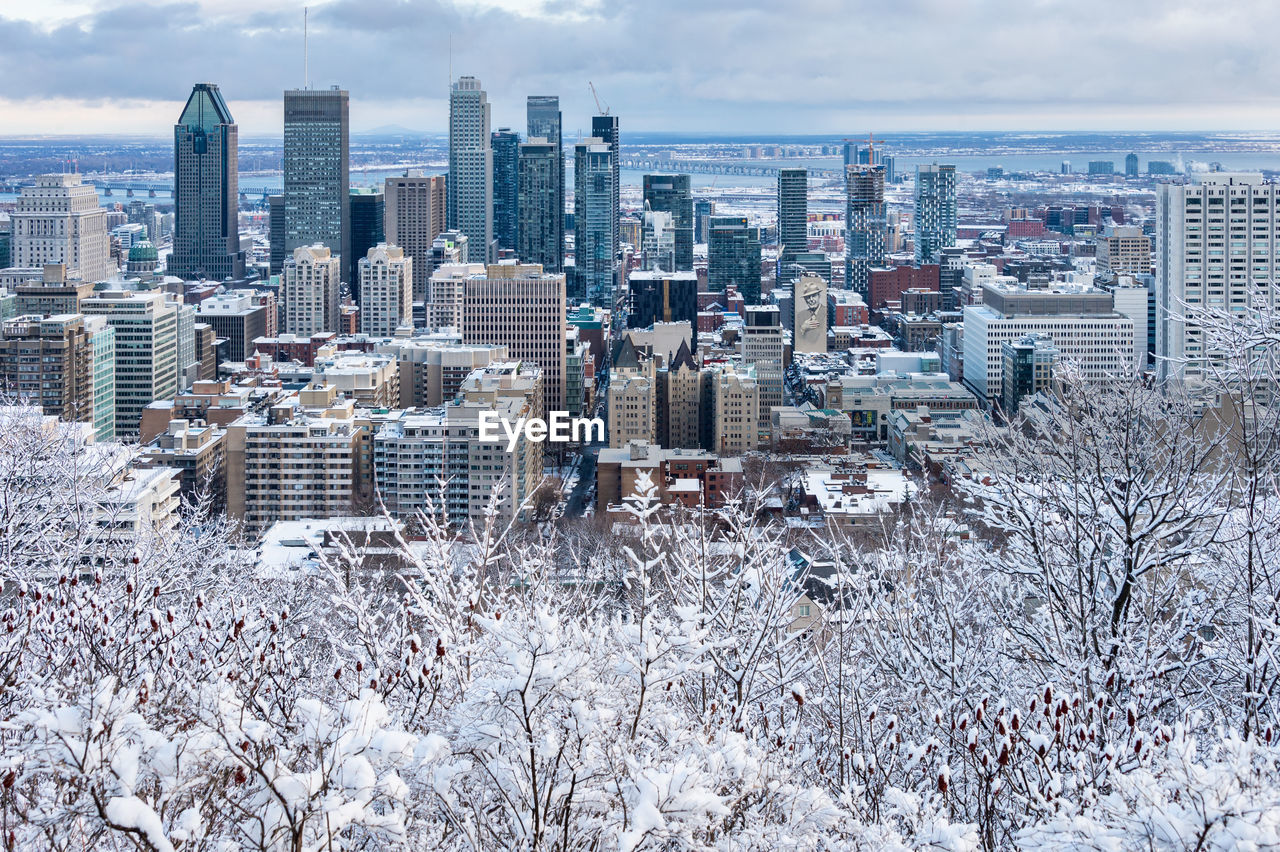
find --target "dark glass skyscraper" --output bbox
[348,188,385,296]
[575,137,617,307]
[268,194,285,274]
[518,138,560,272]
[491,128,520,253]
[777,167,808,275]
[845,164,886,297]
[170,83,245,281]
[591,114,620,263]
[283,87,350,270]
[526,96,563,271]
[642,174,693,270]
[708,216,762,303]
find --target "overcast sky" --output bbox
[1,0,1279,137]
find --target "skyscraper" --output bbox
[491,128,520,253]
[349,188,385,292]
[384,172,446,301]
[169,83,245,281]
[11,175,113,282]
[519,138,561,272]
[914,164,957,264]
[283,87,350,271]
[526,96,564,271]
[1125,152,1140,178]
[708,216,762,303]
[591,114,620,261]
[448,77,494,262]
[776,168,808,277]
[81,289,178,437]
[845,164,886,297]
[574,138,618,307]
[694,200,715,244]
[643,174,693,270]
[268,194,285,274]
[358,243,413,337]
[1155,173,1280,382]
[283,244,341,335]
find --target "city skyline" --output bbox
[3,0,1280,135]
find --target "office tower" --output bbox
[776,168,807,274]
[170,83,245,281]
[283,87,349,272]
[195,291,267,361]
[193,322,217,381]
[283,244,341,335]
[628,270,698,338]
[1001,333,1058,415]
[591,114,621,260]
[384,172,446,299]
[0,314,94,428]
[525,96,564,271]
[961,279,1135,407]
[359,244,413,336]
[742,305,784,425]
[491,128,520,253]
[1088,161,1115,176]
[574,138,618,306]
[268,195,285,274]
[1126,153,1140,178]
[348,188,386,294]
[85,315,116,441]
[1097,225,1152,276]
[1156,173,1280,382]
[914,164,957,264]
[1061,161,1071,174]
[518,138,561,271]
[845,164,886,297]
[80,289,178,438]
[461,264,567,413]
[643,174,694,270]
[447,77,493,262]
[172,297,197,391]
[11,175,113,282]
[708,216,762,303]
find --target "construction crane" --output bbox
[589,81,610,116]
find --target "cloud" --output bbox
[1,0,1279,134]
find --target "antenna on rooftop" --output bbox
[304,6,309,90]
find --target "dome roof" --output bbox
[128,240,158,262]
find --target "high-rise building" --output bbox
[694,200,715,244]
[1096,224,1152,276]
[13,264,95,316]
[80,289,178,437]
[628,270,698,338]
[268,195,285,274]
[708,216,762,303]
[348,188,385,291]
[742,305,784,425]
[170,83,245,281]
[283,244,341,335]
[461,264,567,413]
[447,77,494,262]
[491,128,520,253]
[384,172,446,300]
[914,164,957,264]
[283,87,350,272]
[85,315,116,441]
[845,165,886,297]
[525,96,564,271]
[518,138,561,272]
[359,243,413,337]
[1125,153,1140,178]
[643,174,693,270]
[0,314,94,429]
[777,168,808,274]
[591,114,621,260]
[711,363,760,456]
[574,138,618,306]
[10,175,113,282]
[195,291,267,361]
[1156,173,1280,382]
